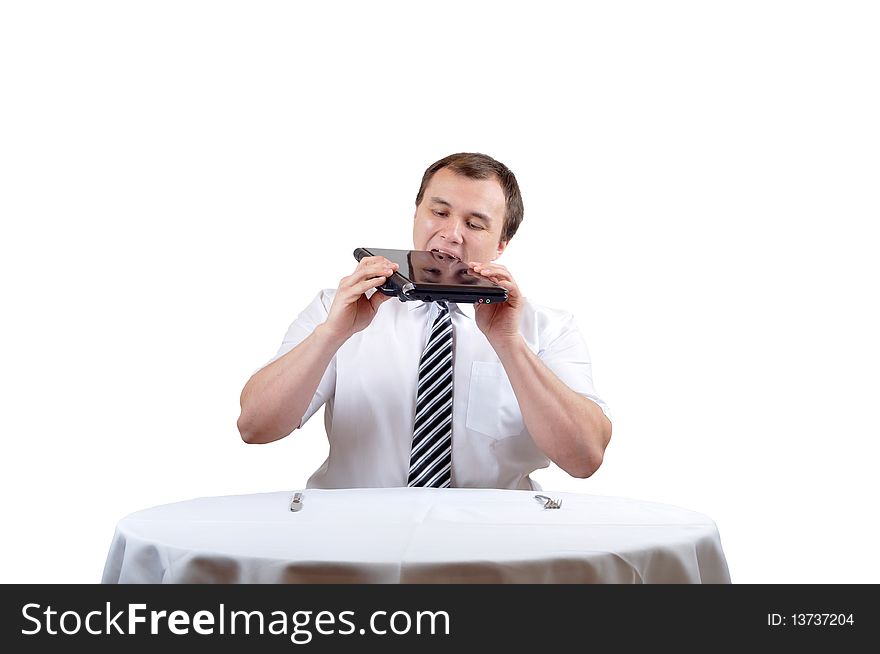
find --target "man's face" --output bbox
[413,167,509,264]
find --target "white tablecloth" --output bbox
[102,488,731,584]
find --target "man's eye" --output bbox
[432,210,448,217]
[467,222,484,230]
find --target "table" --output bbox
[101,488,731,583]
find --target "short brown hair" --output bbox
[415,153,523,244]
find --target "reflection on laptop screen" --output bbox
[408,251,488,287]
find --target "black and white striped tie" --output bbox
[408,301,453,488]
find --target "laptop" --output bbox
[353,247,509,304]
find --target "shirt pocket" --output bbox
[465,361,525,440]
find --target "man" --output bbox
[237,152,612,489]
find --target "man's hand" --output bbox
[468,261,524,352]
[323,256,398,342]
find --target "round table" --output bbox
[101,487,731,584]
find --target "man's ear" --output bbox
[494,239,509,260]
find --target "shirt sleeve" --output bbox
[537,311,612,422]
[262,289,337,428]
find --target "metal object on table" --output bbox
[534,494,562,509]
[289,492,303,512]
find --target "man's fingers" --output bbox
[356,256,398,276]
[341,260,398,290]
[349,275,388,297]
[475,268,510,283]
[469,262,510,280]
[468,262,520,299]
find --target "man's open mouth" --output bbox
[430,248,462,261]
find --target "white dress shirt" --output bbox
[268,290,611,490]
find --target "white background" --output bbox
[1,1,878,584]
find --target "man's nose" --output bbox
[441,220,464,242]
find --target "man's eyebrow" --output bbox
[429,196,493,225]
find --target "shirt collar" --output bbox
[407,300,475,321]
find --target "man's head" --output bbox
[413,153,523,264]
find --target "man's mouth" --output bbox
[430,248,462,261]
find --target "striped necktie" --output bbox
[408,301,454,488]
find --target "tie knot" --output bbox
[436,301,449,313]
